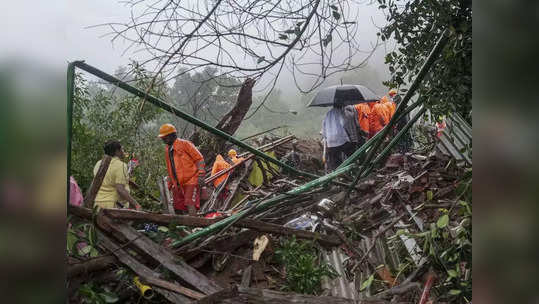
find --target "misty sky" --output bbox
[0,0,392,95]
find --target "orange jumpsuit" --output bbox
[165,138,205,211]
[380,96,396,120]
[368,102,390,138]
[211,154,231,187]
[353,103,371,134]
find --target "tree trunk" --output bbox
[194,78,255,161]
[215,78,255,135]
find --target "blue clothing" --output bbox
[322,108,349,148]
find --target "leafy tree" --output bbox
[377,0,472,122]
[72,63,168,209]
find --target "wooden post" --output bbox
[84,155,111,208]
[158,176,171,214]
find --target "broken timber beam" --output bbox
[99,232,191,303]
[67,255,117,279]
[102,209,341,246]
[141,276,205,300]
[103,219,223,295]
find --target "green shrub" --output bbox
[274,236,338,295]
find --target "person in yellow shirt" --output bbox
[93,140,141,210]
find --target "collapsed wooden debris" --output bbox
[68,143,471,303]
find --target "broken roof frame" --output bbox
[67,29,449,247]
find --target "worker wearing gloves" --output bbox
[158,123,205,216]
[93,140,141,210]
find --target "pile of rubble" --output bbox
[67,136,471,303]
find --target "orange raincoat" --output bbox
[353,103,371,134]
[165,138,205,187]
[380,95,396,119]
[211,154,231,187]
[368,102,389,138]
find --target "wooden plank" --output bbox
[108,221,222,295]
[141,275,205,300]
[84,155,111,208]
[67,256,117,279]
[158,176,174,214]
[103,208,216,226]
[240,265,252,288]
[68,205,93,220]
[99,233,190,303]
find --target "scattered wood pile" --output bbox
[67,135,471,303]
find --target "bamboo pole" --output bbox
[67,62,75,205]
[344,30,449,191]
[240,125,289,141]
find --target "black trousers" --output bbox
[327,142,357,171]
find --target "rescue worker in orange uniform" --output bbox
[211,154,231,188]
[211,154,232,202]
[353,102,371,140]
[368,101,390,138]
[380,95,396,119]
[158,123,205,216]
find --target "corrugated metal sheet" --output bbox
[321,248,358,300]
[436,113,472,166]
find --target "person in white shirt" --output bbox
[321,104,356,171]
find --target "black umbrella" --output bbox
[308,84,380,107]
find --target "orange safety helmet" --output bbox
[158,123,177,138]
[388,89,398,97]
[228,149,237,157]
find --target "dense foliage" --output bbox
[72,63,167,209]
[377,0,472,122]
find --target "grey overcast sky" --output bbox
[0,0,392,94]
